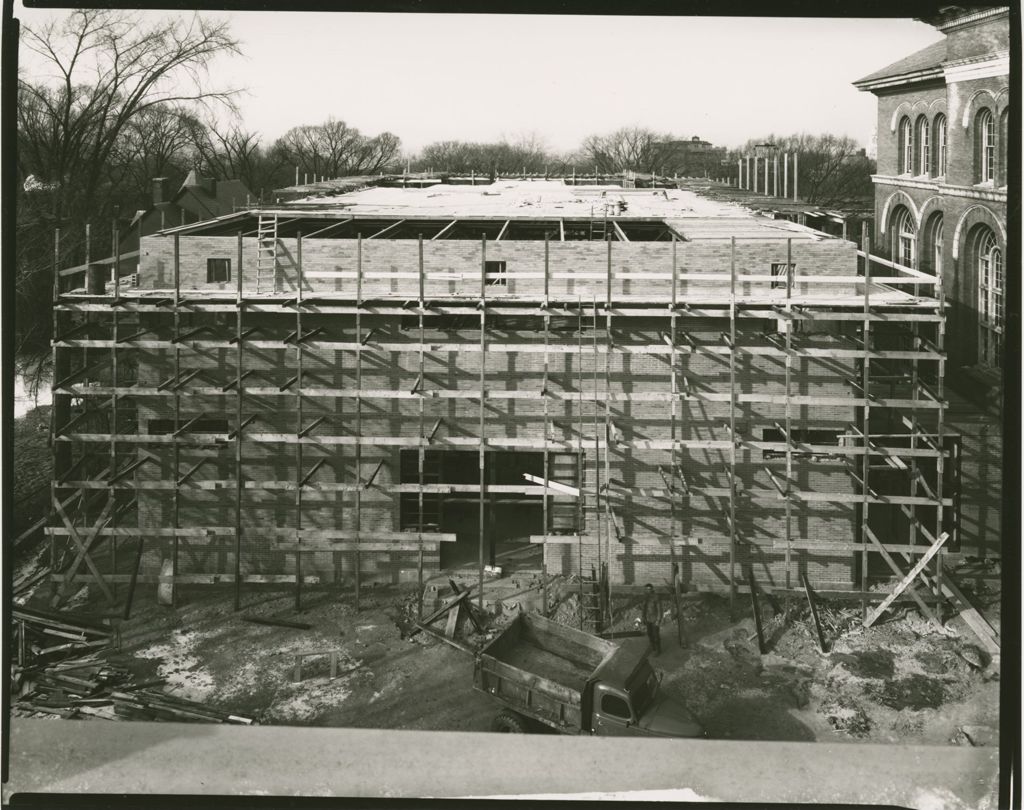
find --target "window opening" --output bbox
[207,258,231,283]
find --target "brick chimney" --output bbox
[152,177,170,206]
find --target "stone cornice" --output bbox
[871,175,1008,203]
[944,53,1009,84]
[933,7,1009,34]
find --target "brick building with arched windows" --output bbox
[855,5,1009,405]
[855,5,1008,564]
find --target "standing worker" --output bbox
[642,583,663,655]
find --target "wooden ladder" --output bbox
[580,566,602,633]
[589,204,609,242]
[256,214,278,294]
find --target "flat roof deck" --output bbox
[159,180,835,243]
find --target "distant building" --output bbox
[854,5,1009,399]
[119,171,254,265]
[653,136,728,177]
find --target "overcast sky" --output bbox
[14,6,942,157]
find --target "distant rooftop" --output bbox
[853,38,947,89]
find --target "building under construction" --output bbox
[48,178,959,616]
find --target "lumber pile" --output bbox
[11,605,254,724]
[12,605,116,667]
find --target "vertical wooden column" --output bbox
[234,230,244,611]
[50,228,67,597]
[784,153,789,199]
[728,237,737,613]
[933,283,947,599]
[591,296,602,584]
[541,304,550,614]
[354,234,363,611]
[669,235,680,596]
[295,233,304,611]
[753,157,758,194]
[109,220,119,595]
[541,234,550,613]
[417,235,425,619]
[859,223,872,618]
[793,153,800,200]
[784,239,794,590]
[576,297,584,587]
[773,155,780,197]
[171,236,182,605]
[478,236,487,610]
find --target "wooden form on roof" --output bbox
[48,229,951,620]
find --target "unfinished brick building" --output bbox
[48,179,956,617]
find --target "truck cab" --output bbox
[587,647,703,738]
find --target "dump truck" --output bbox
[474,612,704,737]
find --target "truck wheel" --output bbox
[492,711,528,733]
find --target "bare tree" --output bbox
[581,127,667,174]
[273,118,401,179]
[18,9,240,220]
[108,104,206,204]
[15,8,241,372]
[192,124,290,197]
[734,133,875,205]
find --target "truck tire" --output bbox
[492,711,529,733]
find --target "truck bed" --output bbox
[475,613,618,731]
[498,639,594,692]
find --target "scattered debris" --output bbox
[244,616,313,631]
[867,674,946,711]
[819,694,872,737]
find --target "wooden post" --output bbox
[354,234,362,611]
[753,156,758,194]
[793,152,799,200]
[295,232,303,611]
[417,234,425,619]
[784,153,789,198]
[478,234,487,611]
[234,236,244,611]
[542,303,550,615]
[860,222,871,619]
[748,568,766,654]
[784,238,793,590]
[801,572,828,653]
[728,237,737,615]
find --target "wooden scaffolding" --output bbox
[47,220,952,621]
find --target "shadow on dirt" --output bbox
[700,695,817,741]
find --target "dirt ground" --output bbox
[12,562,1001,747]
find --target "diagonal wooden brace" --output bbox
[864,526,942,626]
[864,532,949,628]
[53,493,117,604]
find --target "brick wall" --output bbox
[127,306,863,591]
[139,234,858,299]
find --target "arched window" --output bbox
[891,206,916,268]
[976,227,1003,367]
[975,108,995,183]
[898,117,913,174]
[933,114,947,176]
[998,108,1009,186]
[915,116,930,176]
[924,213,943,277]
